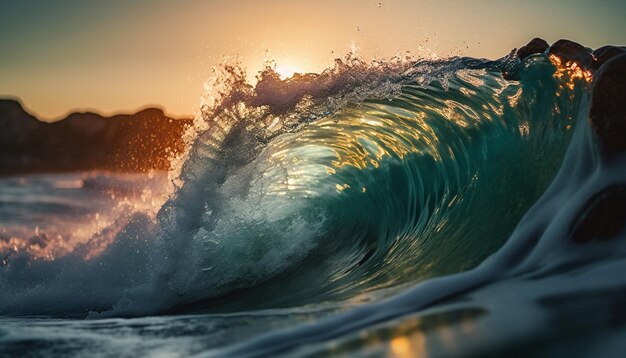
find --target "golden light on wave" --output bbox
[549,54,593,90]
[390,334,427,358]
[275,65,303,79]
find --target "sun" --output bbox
[275,65,303,80]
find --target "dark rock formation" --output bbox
[500,38,549,80]
[592,45,626,70]
[570,185,626,243]
[589,54,626,159]
[0,99,193,175]
[548,39,594,69]
[517,38,549,60]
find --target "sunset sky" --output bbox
[1,0,625,121]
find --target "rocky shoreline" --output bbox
[506,38,625,159]
[0,100,193,175]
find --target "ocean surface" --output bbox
[2,52,626,357]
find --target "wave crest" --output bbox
[0,52,592,316]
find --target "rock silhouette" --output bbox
[589,54,626,159]
[517,38,549,60]
[0,99,193,175]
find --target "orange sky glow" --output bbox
[1,0,625,121]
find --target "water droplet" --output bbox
[356,26,360,31]
[378,2,381,7]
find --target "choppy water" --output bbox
[1,52,625,357]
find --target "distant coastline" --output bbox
[0,98,193,175]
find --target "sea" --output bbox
[1,51,626,357]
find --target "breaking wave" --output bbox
[0,51,598,323]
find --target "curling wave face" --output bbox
[0,52,590,320]
[151,55,585,315]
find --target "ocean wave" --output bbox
[0,45,603,321]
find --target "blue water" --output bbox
[2,53,626,357]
